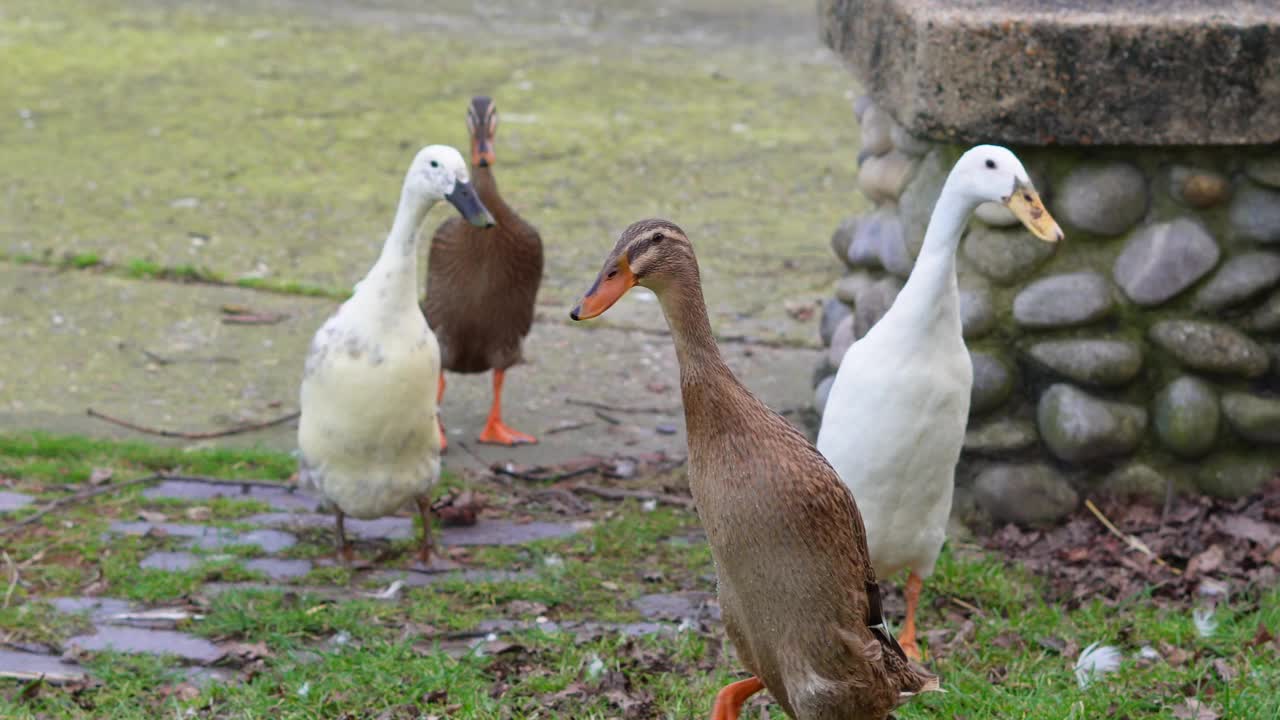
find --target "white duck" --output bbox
[298,145,493,564]
[816,145,1062,660]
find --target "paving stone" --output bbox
[631,591,720,622]
[140,551,200,572]
[0,649,87,682]
[245,512,580,546]
[244,558,314,580]
[110,521,297,553]
[143,479,320,512]
[1112,219,1220,306]
[0,490,35,513]
[66,626,223,664]
[49,597,132,622]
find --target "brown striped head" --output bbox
[465,96,497,167]
[570,219,696,321]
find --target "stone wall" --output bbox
[815,97,1280,528]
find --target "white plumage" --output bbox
[817,145,1062,659]
[297,144,493,562]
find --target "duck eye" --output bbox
[985,159,996,169]
[1023,193,1032,202]
[430,160,439,168]
[652,233,664,243]
[607,270,618,279]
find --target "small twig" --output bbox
[570,484,695,510]
[526,487,592,514]
[546,420,593,435]
[0,473,162,535]
[566,398,679,415]
[493,465,601,484]
[949,597,985,617]
[86,408,299,440]
[594,410,621,426]
[1084,499,1182,576]
[156,473,299,492]
[222,313,287,326]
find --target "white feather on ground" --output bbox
[1074,642,1122,689]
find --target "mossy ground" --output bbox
[2,433,1279,719]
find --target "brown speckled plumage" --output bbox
[422,97,543,374]
[575,220,938,719]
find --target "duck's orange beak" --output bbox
[570,257,636,321]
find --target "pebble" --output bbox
[830,216,858,266]
[962,418,1038,456]
[974,201,1019,227]
[827,314,855,366]
[1112,219,1220,306]
[1245,289,1280,332]
[1195,453,1277,499]
[1102,463,1168,501]
[958,281,995,340]
[858,150,916,203]
[1191,251,1280,311]
[1244,154,1280,189]
[1148,320,1270,378]
[970,351,1014,414]
[1168,166,1231,208]
[847,207,913,277]
[973,463,1079,525]
[962,223,1057,285]
[898,149,949,257]
[1036,384,1147,462]
[1152,376,1220,459]
[1220,393,1280,444]
[819,297,851,347]
[858,105,895,156]
[889,124,932,156]
[1025,339,1143,387]
[814,375,836,416]
[1012,272,1115,329]
[0,649,87,682]
[1229,182,1280,243]
[1056,162,1149,236]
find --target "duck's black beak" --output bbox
[445,180,495,228]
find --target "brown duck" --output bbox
[571,219,939,720]
[422,96,543,448]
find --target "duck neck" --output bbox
[472,164,520,230]
[656,275,736,412]
[893,180,976,330]
[367,187,433,307]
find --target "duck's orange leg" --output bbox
[477,369,537,445]
[898,571,924,661]
[334,510,354,566]
[436,374,448,453]
[711,676,764,720]
[414,496,435,564]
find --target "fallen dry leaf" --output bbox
[1186,545,1225,577]
[88,468,114,486]
[1218,514,1280,549]
[185,506,212,521]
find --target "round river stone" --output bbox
[1230,182,1280,243]
[1148,320,1270,378]
[1191,251,1280,312]
[1012,272,1115,329]
[973,463,1078,525]
[1036,383,1147,463]
[1220,393,1280,444]
[1025,339,1143,387]
[962,223,1056,285]
[1195,453,1277,499]
[1152,376,1219,459]
[970,351,1014,414]
[1112,218,1220,306]
[1056,162,1149,236]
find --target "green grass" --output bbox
[2,432,1278,718]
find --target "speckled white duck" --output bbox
[817,145,1063,659]
[297,145,493,563]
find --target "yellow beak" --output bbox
[1004,181,1064,243]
